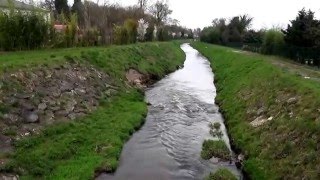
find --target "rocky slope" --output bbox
[0,61,119,161]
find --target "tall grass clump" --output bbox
[0,9,50,51]
[206,169,237,180]
[261,29,285,55]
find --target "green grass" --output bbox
[206,169,237,180]
[8,91,146,179]
[192,42,320,179]
[0,42,185,179]
[201,140,230,160]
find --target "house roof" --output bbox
[0,0,49,12]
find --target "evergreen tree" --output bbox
[55,0,70,16]
[71,0,85,28]
[282,9,320,47]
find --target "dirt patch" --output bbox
[126,69,154,89]
[250,116,273,127]
[0,61,118,166]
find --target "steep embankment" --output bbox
[192,42,320,179]
[0,42,185,179]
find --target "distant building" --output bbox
[0,0,50,20]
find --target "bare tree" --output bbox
[137,0,147,10]
[40,0,55,12]
[149,0,172,26]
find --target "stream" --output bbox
[97,44,241,180]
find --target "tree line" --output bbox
[200,9,320,67]
[0,0,194,51]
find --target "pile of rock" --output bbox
[0,61,117,141]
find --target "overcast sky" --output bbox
[109,0,320,29]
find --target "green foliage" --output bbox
[80,28,100,46]
[157,27,170,41]
[124,19,138,44]
[114,19,138,45]
[200,27,221,44]
[193,42,320,179]
[145,23,155,41]
[0,10,49,51]
[206,169,237,180]
[283,8,320,48]
[71,0,85,28]
[54,0,70,16]
[201,140,230,160]
[243,30,264,44]
[211,122,221,130]
[113,25,129,45]
[261,29,285,55]
[65,13,78,47]
[200,15,253,45]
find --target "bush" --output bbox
[261,29,285,55]
[0,10,49,51]
[206,169,237,180]
[113,19,138,45]
[124,19,138,44]
[80,28,100,46]
[200,27,221,44]
[201,140,230,160]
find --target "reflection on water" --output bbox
[97,44,241,180]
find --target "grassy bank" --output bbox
[192,42,320,179]
[0,42,185,179]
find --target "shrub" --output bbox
[124,19,138,44]
[201,140,230,160]
[261,29,285,55]
[200,27,221,44]
[0,10,49,51]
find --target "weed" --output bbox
[206,168,237,180]
[201,140,230,160]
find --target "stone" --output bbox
[43,111,54,124]
[52,89,61,97]
[3,114,19,123]
[19,101,35,111]
[206,106,217,113]
[1,174,19,180]
[55,110,68,117]
[5,97,18,106]
[65,99,77,113]
[250,116,273,127]
[68,113,76,120]
[287,97,298,104]
[49,106,60,112]
[105,83,112,88]
[60,81,74,92]
[78,75,87,81]
[256,107,265,116]
[75,112,86,117]
[38,103,47,111]
[75,88,86,94]
[23,111,39,123]
[16,93,32,99]
[44,69,53,79]
[74,108,86,113]
[104,89,117,97]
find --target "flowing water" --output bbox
[97,44,241,180]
